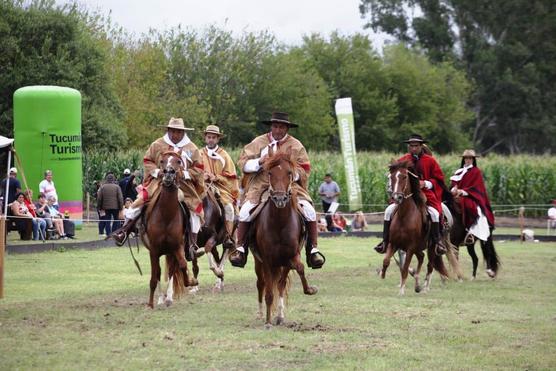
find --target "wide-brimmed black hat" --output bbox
[403,133,428,144]
[261,112,298,128]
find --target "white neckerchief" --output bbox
[206,145,225,167]
[163,132,190,151]
[261,133,289,157]
[450,164,473,182]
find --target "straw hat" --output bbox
[165,117,194,131]
[461,149,480,158]
[261,112,298,128]
[203,124,224,137]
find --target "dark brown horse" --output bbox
[192,185,234,292]
[379,160,451,294]
[447,200,500,279]
[249,152,317,327]
[141,151,197,308]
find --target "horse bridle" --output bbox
[162,155,184,188]
[268,167,293,209]
[390,169,418,204]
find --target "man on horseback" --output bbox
[375,133,448,255]
[228,112,326,269]
[113,118,206,257]
[200,124,240,249]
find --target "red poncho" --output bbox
[450,166,495,229]
[399,153,446,214]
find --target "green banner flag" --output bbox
[335,98,362,210]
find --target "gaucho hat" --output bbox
[165,117,194,131]
[461,149,480,158]
[261,112,298,128]
[403,133,428,144]
[203,124,224,137]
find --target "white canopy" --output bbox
[0,136,14,149]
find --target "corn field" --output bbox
[84,149,556,216]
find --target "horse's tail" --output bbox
[431,252,450,280]
[445,240,464,280]
[480,237,500,275]
[269,266,290,314]
[165,255,186,298]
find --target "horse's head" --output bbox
[388,160,420,205]
[264,152,296,208]
[159,151,184,188]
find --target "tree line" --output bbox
[0,0,553,155]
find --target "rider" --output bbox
[374,133,448,255]
[199,124,240,249]
[112,117,206,257]
[228,112,326,269]
[450,149,495,242]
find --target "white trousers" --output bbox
[223,203,235,222]
[125,206,200,233]
[383,204,439,222]
[239,199,316,222]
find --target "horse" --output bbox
[140,151,198,308]
[447,200,500,279]
[379,160,452,295]
[248,152,317,327]
[192,184,235,292]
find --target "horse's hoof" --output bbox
[486,269,496,278]
[187,278,199,287]
[304,286,318,295]
[147,303,154,309]
[415,285,421,293]
[274,316,285,326]
[189,285,199,294]
[264,323,273,330]
[165,298,173,306]
[157,295,166,306]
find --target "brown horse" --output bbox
[447,200,500,279]
[379,160,450,295]
[192,185,234,292]
[249,152,317,327]
[141,151,197,308]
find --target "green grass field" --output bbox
[1,238,555,370]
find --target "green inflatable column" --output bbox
[13,86,83,225]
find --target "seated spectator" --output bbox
[351,211,367,232]
[11,192,45,240]
[23,189,47,239]
[35,194,54,230]
[548,200,556,230]
[331,212,348,233]
[46,196,68,239]
[317,217,328,232]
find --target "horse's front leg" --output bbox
[148,253,161,309]
[275,267,290,325]
[424,248,435,292]
[255,259,264,320]
[380,243,395,279]
[213,248,230,293]
[205,236,223,279]
[291,254,318,295]
[466,243,479,280]
[414,250,425,293]
[399,250,414,295]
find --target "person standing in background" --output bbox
[318,173,340,231]
[97,173,124,236]
[1,167,22,205]
[39,170,59,209]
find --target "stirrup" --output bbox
[113,231,128,247]
[464,233,475,245]
[308,251,325,269]
[374,241,387,254]
[229,249,247,268]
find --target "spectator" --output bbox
[46,196,67,239]
[318,173,340,231]
[35,194,53,230]
[0,167,22,205]
[331,212,348,233]
[119,168,139,201]
[11,192,44,240]
[97,173,124,236]
[548,200,556,230]
[23,189,47,239]
[39,170,59,209]
[351,211,367,232]
[317,217,328,232]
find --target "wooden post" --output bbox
[0,216,6,299]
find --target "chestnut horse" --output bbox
[249,152,317,327]
[379,160,450,295]
[193,185,234,292]
[447,200,500,279]
[141,151,197,308]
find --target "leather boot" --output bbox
[374,220,390,254]
[229,221,249,268]
[306,221,325,269]
[223,220,235,250]
[431,221,447,255]
[112,216,139,246]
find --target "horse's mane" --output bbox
[389,160,426,208]
[263,152,298,173]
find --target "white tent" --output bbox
[0,135,15,216]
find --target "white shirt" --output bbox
[39,179,58,205]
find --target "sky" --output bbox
[60,0,390,49]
